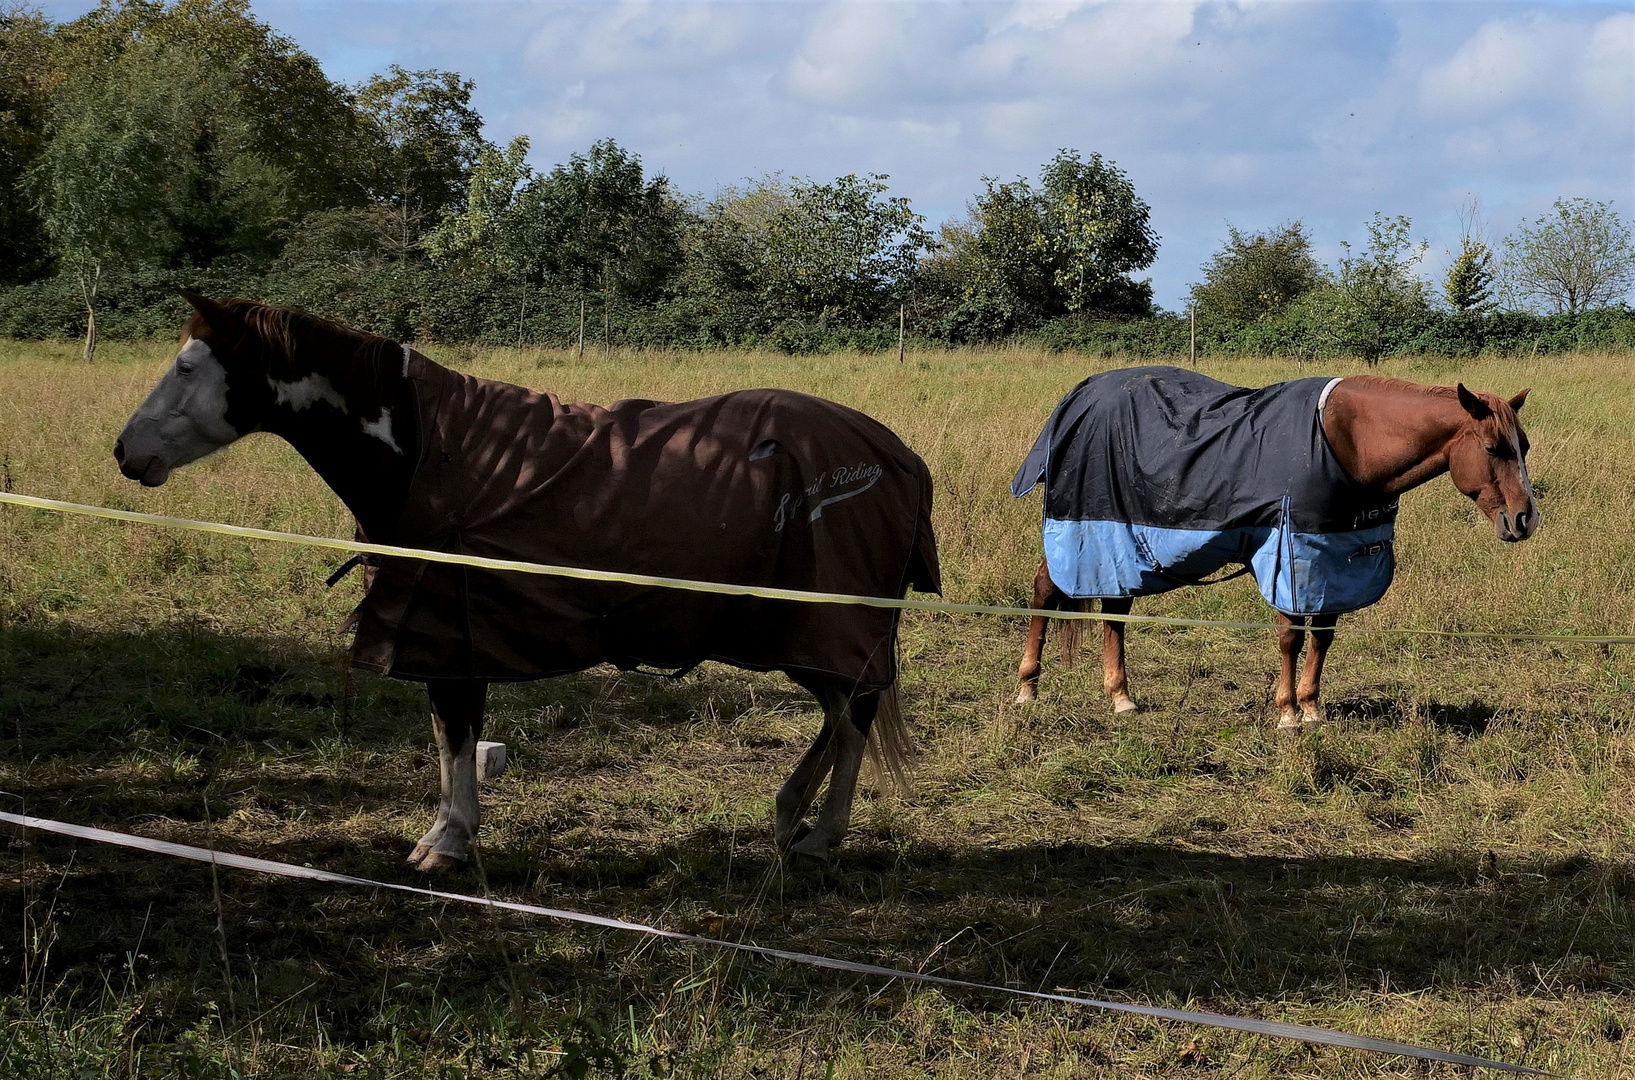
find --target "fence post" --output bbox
[898,305,905,364]
[1189,304,1197,367]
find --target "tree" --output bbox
[36,0,366,269]
[1334,212,1431,363]
[29,35,182,360]
[1036,149,1158,314]
[1442,196,1496,315]
[1189,221,1323,320]
[0,4,57,283]
[1443,240,1496,315]
[1502,197,1635,314]
[423,135,533,272]
[757,173,929,322]
[354,66,486,259]
[28,0,370,356]
[495,139,685,351]
[920,149,1156,338]
[682,173,931,337]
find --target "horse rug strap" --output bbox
[1012,366,1398,616]
[349,352,941,687]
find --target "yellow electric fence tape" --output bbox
[3,491,1632,644]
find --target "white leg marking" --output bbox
[433,738,479,860]
[410,713,478,866]
[408,736,453,865]
[790,706,866,861]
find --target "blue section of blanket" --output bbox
[1042,518,1396,615]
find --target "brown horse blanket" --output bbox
[350,352,940,689]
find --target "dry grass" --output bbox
[2,338,1634,1077]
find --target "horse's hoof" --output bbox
[407,843,431,867]
[1015,686,1037,705]
[787,831,832,863]
[775,821,812,853]
[1300,706,1327,727]
[415,851,467,874]
[1111,697,1138,715]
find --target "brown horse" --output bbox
[1014,369,1536,730]
[115,292,939,871]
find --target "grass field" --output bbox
[2,338,1635,1078]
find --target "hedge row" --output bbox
[4,268,1633,358]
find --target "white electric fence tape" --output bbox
[0,812,1549,1075]
[1,492,1631,644]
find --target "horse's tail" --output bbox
[865,681,915,794]
[1057,598,1088,667]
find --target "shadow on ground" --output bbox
[0,619,1627,1046]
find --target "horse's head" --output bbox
[115,291,295,486]
[1446,384,1537,543]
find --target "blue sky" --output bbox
[41,0,1635,308]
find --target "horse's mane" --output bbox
[1341,375,1521,432]
[1341,375,1460,399]
[189,298,398,380]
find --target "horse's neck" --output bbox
[1323,379,1467,498]
[262,345,420,540]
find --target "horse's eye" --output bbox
[1486,443,1514,461]
[178,363,194,377]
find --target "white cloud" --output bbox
[1420,11,1633,119]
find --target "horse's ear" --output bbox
[1508,388,1530,412]
[177,288,234,337]
[1456,384,1492,421]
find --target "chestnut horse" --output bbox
[1014,369,1536,730]
[115,292,939,871]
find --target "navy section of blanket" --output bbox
[1012,366,1397,615]
[350,352,940,685]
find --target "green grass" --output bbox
[2,339,1635,1076]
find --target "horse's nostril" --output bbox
[113,439,125,464]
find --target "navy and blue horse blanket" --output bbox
[1012,366,1398,616]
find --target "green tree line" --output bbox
[3,0,1633,359]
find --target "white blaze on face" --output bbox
[118,337,242,484]
[1513,424,1540,534]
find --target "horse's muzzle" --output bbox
[112,438,169,487]
[1496,504,1538,543]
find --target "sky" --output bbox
[39,0,1635,309]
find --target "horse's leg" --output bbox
[1275,613,1309,732]
[409,679,488,873]
[1016,559,1059,704]
[789,688,877,862]
[773,714,838,851]
[1101,597,1137,714]
[1296,614,1339,726]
